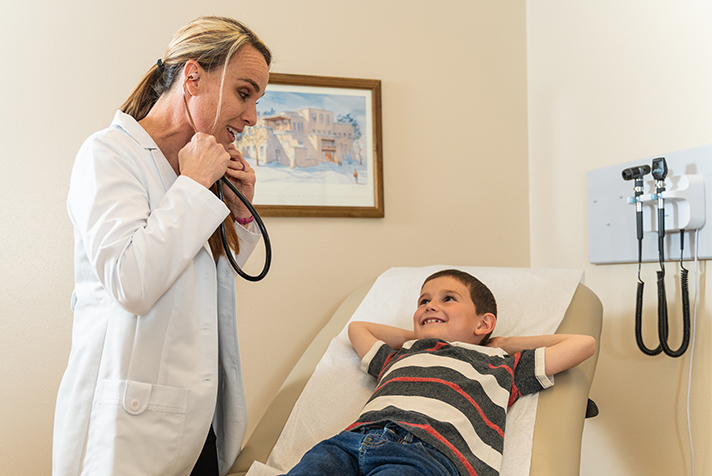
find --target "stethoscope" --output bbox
[622,158,690,357]
[183,74,271,281]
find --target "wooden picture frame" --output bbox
[236,73,383,217]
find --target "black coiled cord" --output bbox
[657,230,690,357]
[217,177,272,282]
[634,227,691,357]
[635,234,662,355]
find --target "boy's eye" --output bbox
[443,295,455,302]
[419,298,430,306]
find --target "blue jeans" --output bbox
[282,423,459,476]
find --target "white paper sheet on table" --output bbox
[246,266,584,476]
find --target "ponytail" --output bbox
[121,61,179,121]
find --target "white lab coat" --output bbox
[53,111,260,476]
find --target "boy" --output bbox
[283,269,596,476]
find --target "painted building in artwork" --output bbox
[237,107,356,169]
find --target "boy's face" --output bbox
[413,276,492,344]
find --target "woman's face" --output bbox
[191,45,270,148]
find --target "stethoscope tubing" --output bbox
[217,177,272,281]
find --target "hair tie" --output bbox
[156,59,165,74]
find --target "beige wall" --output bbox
[527,1,712,475]
[0,1,529,473]
[6,1,709,475]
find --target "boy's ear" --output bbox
[475,313,496,335]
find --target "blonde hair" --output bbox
[121,16,271,260]
[122,16,271,121]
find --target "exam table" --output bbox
[229,267,602,476]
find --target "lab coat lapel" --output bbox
[115,111,216,258]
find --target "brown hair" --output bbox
[121,16,271,260]
[422,269,497,345]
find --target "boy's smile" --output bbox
[421,317,446,325]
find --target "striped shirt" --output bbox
[346,338,554,476]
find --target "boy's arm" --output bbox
[488,334,596,376]
[348,321,416,358]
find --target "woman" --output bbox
[53,16,271,476]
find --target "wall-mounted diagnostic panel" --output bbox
[587,144,711,264]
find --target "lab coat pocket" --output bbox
[85,379,190,475]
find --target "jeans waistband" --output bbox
[354,422,416,441]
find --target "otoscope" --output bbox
[183,74,272,281]
[650,157,690,357]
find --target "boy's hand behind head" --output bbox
[485,336,505,349]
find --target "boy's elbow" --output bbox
[347,321,363,344]
[582,335,597,360]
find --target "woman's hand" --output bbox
[178,133,231,188]
[177,137,255,221]
[221,144,256,221]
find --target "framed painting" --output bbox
[235,73,383,217]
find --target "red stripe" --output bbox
[488,352,522,408]
[397,421,479,476]
[425,341,450,352]
[373,376,504,438]
[377,353,396,381]
[378,341,449,380]
[344,421,373,432]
